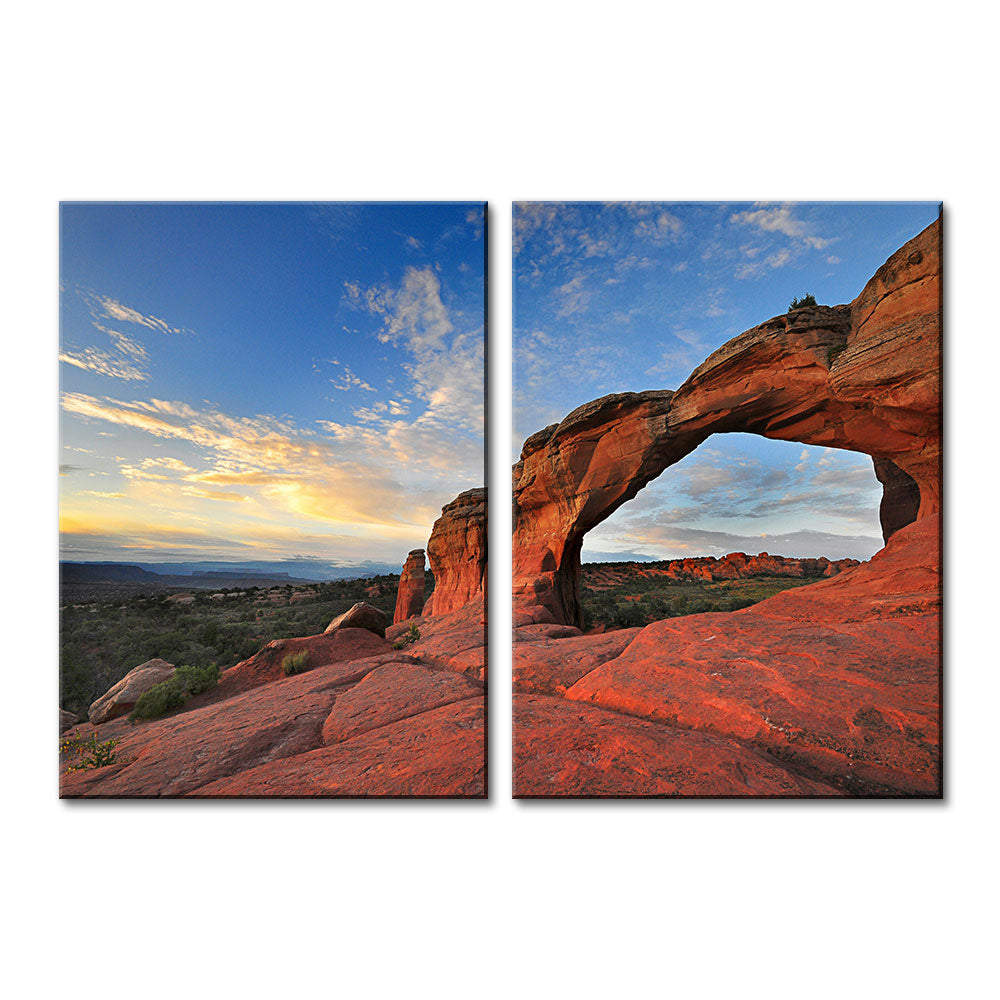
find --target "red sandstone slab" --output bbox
[514,694,838,797]
[564,605,940,796]
[513,628,642,695]
[60,653,406,797]
[322,661,482,744]
[215,627,390,698]
[193,699,486,797]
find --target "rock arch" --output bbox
[513,218,941,627]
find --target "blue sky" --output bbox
[60,202,485,565]
[513,201,940,562]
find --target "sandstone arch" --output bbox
[513,218,941,627]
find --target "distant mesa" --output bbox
[583,551,860,586]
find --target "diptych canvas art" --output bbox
[59,202,486,797]
[512,202,942,797]
[59,200,942,800]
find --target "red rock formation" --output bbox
[393,548,426,623]
[512,217,941,797]
[60,595,487,797]
[426,487,486,617]
[514,218,941,628]
[581,552,859,588]
[514,694,838,797]
[386,595,487,681]
[321,661,482,745]
[216,628,389,698]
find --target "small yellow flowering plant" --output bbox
[60,730,120,772]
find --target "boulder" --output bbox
[323,602,387,637]
[220,628,389,697]
[59,709,78,734]
[88,658,175,724]
[393,549,425,623]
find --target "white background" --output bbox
[4,2,996,997]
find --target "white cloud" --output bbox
[554,274,591,318]
[59,346,148,382]
[734,247,796,280]
[729,203,835,275]
[730,203,811,238]
[633,210,683,241]
[340,265,484,441]
[328,363,376,393]
[92,294,193,336]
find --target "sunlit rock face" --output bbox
[425,488,486,618]
[393,549,426,624]
[513,219,941,629]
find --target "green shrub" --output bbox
[282,650,310,676]
[61,730,120,772]
[175,663,219,696]
[392,622,421,650]
[128,663,219,721]
[788,293,818,311]
[131,676,187,720]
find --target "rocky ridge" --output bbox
[583,551,860,588]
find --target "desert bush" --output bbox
[131,676,188,720]
[392,622,421,650]
[282,650,310,676]
[175,663,219,696]
[788,293,818,311]
[61,731,120,772]
[613,602,647,629]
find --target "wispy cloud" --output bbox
[59,346,148,382]
[729,202,835,279]
[91,293,194,336]
[554,275,591,318]
[324,360,376,393]
[60,391,431,528]
[342,265,483,438]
